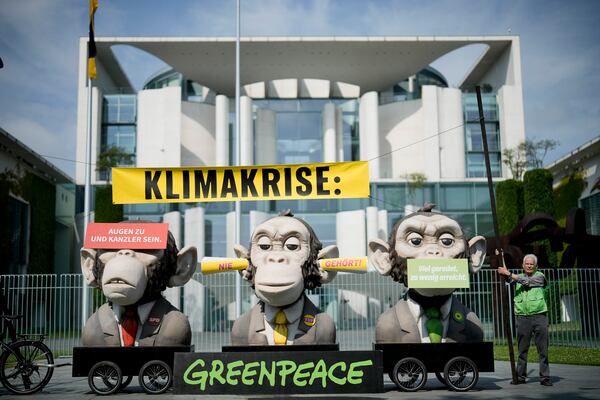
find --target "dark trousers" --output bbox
[516,314,550,380]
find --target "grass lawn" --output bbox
[494,344,600,366]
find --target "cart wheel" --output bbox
[121,375,133,389]
[391,357,427,392]
[138,360,172,394]
[88,361,122,395]
[443,356,478,391]
[435,371,447,386]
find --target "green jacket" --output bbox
[513,271,548,316]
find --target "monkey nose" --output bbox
[117,249,135,257]
[425,247,442,256]
[267,253,287,264]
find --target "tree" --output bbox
[96,146,134,182]
[404,172,427,206]
[502,139,559,180]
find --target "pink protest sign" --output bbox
[84,223,169,249]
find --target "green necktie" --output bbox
[425,307,443,343]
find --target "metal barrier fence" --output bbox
[1,268,599,355]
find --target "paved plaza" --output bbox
[1,360,599,399]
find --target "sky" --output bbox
[0,0,599,179]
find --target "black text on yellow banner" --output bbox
[112,161,369,204]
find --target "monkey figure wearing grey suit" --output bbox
[369,204,486,343]
[80,227,197,347]
[232,210,338,346]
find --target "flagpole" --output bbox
[234,0,242,319]
[82,73,93,328]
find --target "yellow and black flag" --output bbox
[88,0,98,80]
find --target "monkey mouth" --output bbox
[105,278,134,287]
[257,282,295,292]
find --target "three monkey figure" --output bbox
[81,205,486,347]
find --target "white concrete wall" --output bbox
[336,209,366,257]
[226,211,236,258]
[137,87,182,167]
[366,207,379,254]
[255,108,277,165]
[497,85,526,178]
[215,95,230,166]
[183,278,205,332]
[268,79,298,98]
[379,98,424,179]
[336,107,344,161]
[421,86,442,181]
[181,101,215,167]
[359,92,380,179]
[438,87,466,179]
[300,79,330,98]
[377,209,388,240]
[184,207,205,260]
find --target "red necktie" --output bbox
[121,306,138,347]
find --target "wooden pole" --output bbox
[475,86,518,383]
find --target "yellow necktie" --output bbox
[273,310,288,345]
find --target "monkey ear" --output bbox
[368,238,393,276]
[468,236,487,273]
[234,244,249,259]
[168,246,198,287]
[318,245,339,284]
[233,245,252,281]
[80,248,98,287]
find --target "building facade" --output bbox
[75,36,526,259]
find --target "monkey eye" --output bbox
[284,237,301,251]
[439,233,455,247]
[406,232,423,247]
[257,236,272,251]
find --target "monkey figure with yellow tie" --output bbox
[231,210,338,346]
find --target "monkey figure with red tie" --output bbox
[80,228,196,347]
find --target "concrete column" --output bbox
[359,91,380,179]
[336,209,366,257]
[377,209,388,240]
[421,86,441,181]
[215,94,229,166]
[335,107,344,161]
[184,206,205,260]
[256,108,277,165]
[366,206,379,254]
[226,211,236,258]
[240,96,254,165]
[249,210,270,237]
[322,102,337,162]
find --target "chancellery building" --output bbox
[75,35,525,259]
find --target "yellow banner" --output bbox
[319,257,368,273]
[201,258,249,274]
[112,161,369,204]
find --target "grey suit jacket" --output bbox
[375,295,484,343]
[81,297,191,346]
[230,296,336,346]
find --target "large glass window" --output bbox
[99,95,137,181]
[463,94,501,178]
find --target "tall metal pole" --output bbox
[82,75,93,327]
[234,0,242,319]
[475,86,518,383]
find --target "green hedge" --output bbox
[523,169,554,216]
[94,185,123,223]
[554,173,586,223]
[523,169,557,266]
[496,179,524,235]
[21,173,56,274]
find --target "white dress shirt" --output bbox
[406,296,453,343]
[261,297,304,345]
[111,301,156,346]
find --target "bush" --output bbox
[554,173,586,223]
[496,179,524,235]
[94,185,123,223]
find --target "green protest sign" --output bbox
[407,259,469,288]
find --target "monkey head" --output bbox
[234,210,338,308]
[369,204,486,297]
[80,229,197,306]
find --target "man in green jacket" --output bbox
[498,254,552,386]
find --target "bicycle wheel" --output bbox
[443,356,478,392]
[391,357,427,392]
[88,361,122,395]
[0,340,54,395]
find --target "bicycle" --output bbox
[0,314,54,395]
